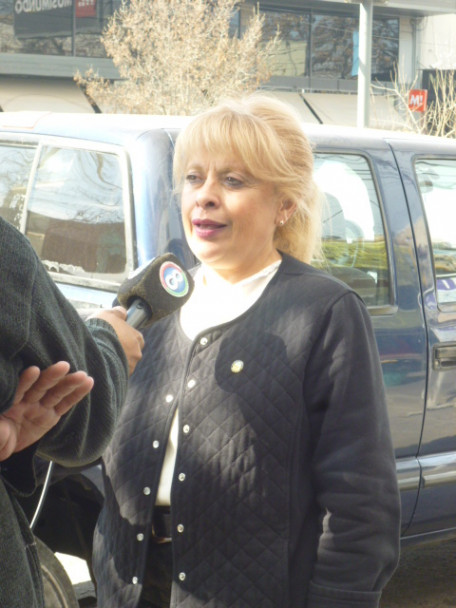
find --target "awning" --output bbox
[261,91,320,124]
[302,92,404,128]
[0,76,94,113]
[263,90,405,129]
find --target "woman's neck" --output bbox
[202,250,282,285]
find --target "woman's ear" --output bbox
[277,199,297,225]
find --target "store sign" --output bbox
[76,0,96,18]
[408,89,428,113]
[14,0,99,38]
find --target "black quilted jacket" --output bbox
[93,254,400,608]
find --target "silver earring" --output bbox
[279,220,285,226]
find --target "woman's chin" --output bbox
[190,243,226,267]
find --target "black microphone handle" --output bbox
[126,298,152,329]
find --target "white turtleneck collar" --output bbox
[180,259,281,341]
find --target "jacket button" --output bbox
[231,360,244,373]
[178,572,186,581]
[199,336,208,346]
[143,487,151,495]
[165,394,174,403]
[187,378,196,389]
[178,472,186,482]
[152,440,160,449]
[132,576,139,584]
[177,523,185,533]
[137,533,144,541]
[183,424,190,434]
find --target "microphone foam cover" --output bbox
[117,253,194,326]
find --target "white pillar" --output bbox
[357,0,374,128]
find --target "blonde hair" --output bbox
[173,94,321,263]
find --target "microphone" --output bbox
[117,253,194,329]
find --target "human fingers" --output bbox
[49,373,95,416]
[92,307,144,375]
[20,362,72,405]
[39,370,93,408]
[89,305,127,323]
[114,322,144,375]
[0,423,16,462]
[13,366,42,405]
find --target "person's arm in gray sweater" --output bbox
[0,219,143,489]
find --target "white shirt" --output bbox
[155,259,281,506]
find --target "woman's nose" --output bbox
[195,178,219,208]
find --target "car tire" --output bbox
[36,536,79,608]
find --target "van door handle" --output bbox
[433,344,456,370]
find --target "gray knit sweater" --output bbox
[0,217,128,607]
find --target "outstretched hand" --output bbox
[0,362,94,462]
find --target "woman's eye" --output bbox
[185,173,200,184]
[225,176,243,188]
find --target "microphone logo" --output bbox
[160,261,190,297]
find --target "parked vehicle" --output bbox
[0,112,455,605]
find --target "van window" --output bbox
[0,144,36,229]
[25,146,127,283]
[415,158,456,306]
[313,153,390,307]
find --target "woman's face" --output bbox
[181,149,285,283]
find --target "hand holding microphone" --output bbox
[117,253,194,329]
[91,307,145,375]
[90,254,193,374]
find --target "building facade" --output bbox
[0,0,455,124]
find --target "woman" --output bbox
[93,95,400,608]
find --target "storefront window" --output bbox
[0,0,117,57]
[311,15,357,79]
[0,1,399,81]
[252,8,398,83]
[261,11,310,77]
[372,18,399,81]
[311,14,398,81]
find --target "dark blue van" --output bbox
[1,112,455,604]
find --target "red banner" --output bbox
[76,0,96,18]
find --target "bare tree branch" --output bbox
[373,67,456,138]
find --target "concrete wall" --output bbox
[419,14,456,69]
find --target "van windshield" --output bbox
[26,145,127,284]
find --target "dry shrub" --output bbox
[76,0,280,115]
